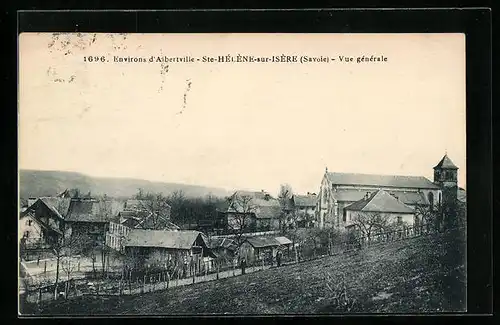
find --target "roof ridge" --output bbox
[327,171,429,179]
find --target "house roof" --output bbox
[119,210,149,218]
[275,236,293,245]
[345,190,415,214]
[227,191,282,219]
[124,230,206,249]
[125,199,148,210]
[293,194,317,207]
[135,214,180,231]
[65,199,117,223]
[121,218,141,228]
[326,172,439,189]
[21,209,63,235]
[332,189,428,206]
[210,237,238,251]
[245,237,280,248]
[434,154,458,170]
[38,197,72,219]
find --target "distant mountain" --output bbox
[19,170,233,200]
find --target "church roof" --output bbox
[433,154,458,169]
[332,189,429,206]
[326,172,439,189]
[345,190,415,214]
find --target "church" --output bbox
[316,154,460,229]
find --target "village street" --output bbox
[20,253,122,286]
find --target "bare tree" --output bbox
[137,192,172,230]
[349,212,393,239]
[52,233,88,300]
[227,194,256,247]
[167,190,187,225]
[413,203,439,232]
[134,188,145,200]
[277,184,293,232]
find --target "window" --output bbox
[28,220,32,226]
[343,210,347,222]
[24,231,30,238]
[397,216,402,224]
[428,192,434,211]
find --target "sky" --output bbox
[19,33,466,195]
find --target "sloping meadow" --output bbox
[29,228,466,315]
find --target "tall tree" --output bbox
[277,184,293,232]
[138,192,172,230]
[227,194,256,247]
[52,233,89,299]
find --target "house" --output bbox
[225,190,282,232]
[105,221,132,252]
[19,210,45,246]
[209,237,238,260]
[135,212,179,231]
[317,154,460,229]
[64,198,119,244]
[239,236,291,265]
[124,199,148,211]
[290,193,317,228]
[106,217,180,253]
[118,198,174,231]
[344,190,416,234]
[21,197,71,246]
[123,230,215,272]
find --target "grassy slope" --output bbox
[29,228,466,315]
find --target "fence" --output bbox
[23,224,464,308]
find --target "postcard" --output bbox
[18,32,466,315]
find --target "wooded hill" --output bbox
[19,170,232,200]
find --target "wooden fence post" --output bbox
[232,261,235,276]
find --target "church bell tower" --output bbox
[433,153,459,227]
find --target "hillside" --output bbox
[30,228,466,315]
[19,170,232,200]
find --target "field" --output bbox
[24,228,466,315]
